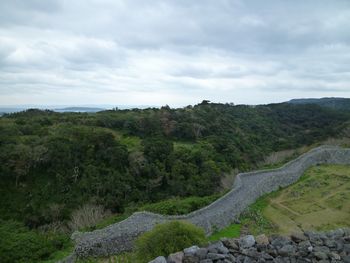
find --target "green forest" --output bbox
[1,101,349,262]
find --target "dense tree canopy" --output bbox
[0,102,348,228]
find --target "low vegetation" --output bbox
[135,221,206,263]
[224,164,350,237]
[0,220,72,263]
[137,193,223,215]
[205,164,350,242]
[262,164,350,233]
[208,223,241,241]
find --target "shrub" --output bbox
[135,221,206,262]
[0,219,71,263]
[68,204,111,231]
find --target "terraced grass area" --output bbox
[262,164,350,234]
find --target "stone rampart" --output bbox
[72,145,350,257]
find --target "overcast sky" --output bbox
[0,0,350,107]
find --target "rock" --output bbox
[218,245,229,254]
[314,251,328,260]
[344,228,350,236]
[226,254,236,262]
[221,238,239,251]
[148,256,167,263]
[183,255,199,263]
[335,239,344,251]
[243,256,255,263]
[270,236,291,249]
[278,244,296,256]
[245,247,260,258]
[207,253,226,260]
[147,229,350,263]
[291,232,307,243]
[306,232,324,246]
[344,243,350,253]
[329,252,341,260]
[323,238,336,248]
[327,229,344,239]
[195,248,208,260]
[184,245,200,255]
[208,242,221,253]
[261,252,273,260]
[256,234,269,246]
[239,235,256,249]
[168,251,184,263]
[207,241,228,254]
[298,240,312,250]
[313,246,330,254]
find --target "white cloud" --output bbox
[0,0,350,106]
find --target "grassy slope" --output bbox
[263,164,350,234]
[207,164,350,240]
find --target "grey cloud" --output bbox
[0,0,350,105]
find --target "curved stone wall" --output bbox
[72,145,350,257]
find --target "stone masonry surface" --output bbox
[72,145,350,258]
[151,228,350,263]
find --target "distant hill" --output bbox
[288,97,350,111]
[0,105,155,115]
[54,107,105,113]
[0,106,105,115]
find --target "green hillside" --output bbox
[1,101,350,262]
[288,97,350,112]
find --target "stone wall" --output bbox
[150,228,350,263]
[72,145,350,257]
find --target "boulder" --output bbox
[221,238,239,251]
[206,253,226,260]
[270,236,291,249]
[290,232,307,243]
[195,248,208,260]
[239,235,255,249]
[313,251,328,260]
[167,251,184,263]
[256,234,269,246]
[148,256,167,263]
[208,241,226,254]
[278,244,295,256]
[184,245,200,255]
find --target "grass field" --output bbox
[262,164,350,234]
[212,164,350,239]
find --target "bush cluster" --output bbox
[135,221,206,262]
[0,219,71,263]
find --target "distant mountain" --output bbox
[0,106,105,115]
[0,105,156,115]
[54,107,105,113]
[288,97,350,111]
[0,108,26,116]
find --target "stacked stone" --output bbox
[149,229,350,263]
